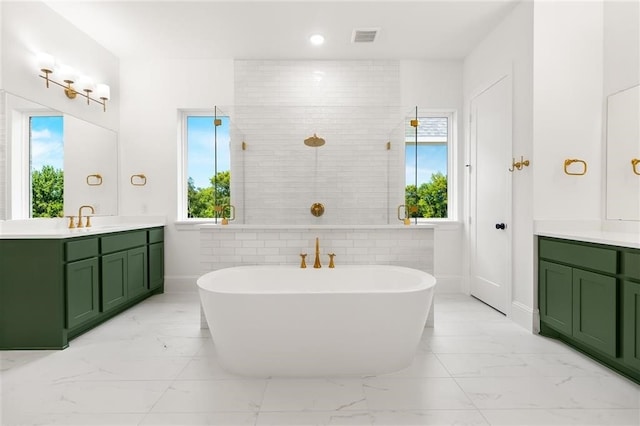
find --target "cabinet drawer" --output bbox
[539,238,617,274]
[622,252,640,280]
[148,228,164,244]
[101,231,147,254]
[65,238,99,262]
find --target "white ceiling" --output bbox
[43,0,520,61]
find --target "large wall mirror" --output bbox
[5,92,118,219]
[606,85,640,221]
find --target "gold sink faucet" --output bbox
[77,205,95,228]
[314,237,322,268]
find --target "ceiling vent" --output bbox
[351,28,379,43]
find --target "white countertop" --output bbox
[0,217,166,239]
[535,229,640,249]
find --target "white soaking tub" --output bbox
[197,265,436,377]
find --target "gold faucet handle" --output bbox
[67,216,76,229]
[300,253,307,269]
[328,253,336,268]
[85,215,92,228]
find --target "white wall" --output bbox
[118,58,234,287]
[463,1,534,327]
[118,59,464,291]
[532,1,604,221]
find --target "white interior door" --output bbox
[469,75,512,314]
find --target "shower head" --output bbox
[304,133,325,147]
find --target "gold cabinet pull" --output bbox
[632,158,640,176]
[564,159,588,176]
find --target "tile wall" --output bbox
[232,60,406,225]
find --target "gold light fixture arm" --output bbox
[632,158,640,176]
[564,158,588,176]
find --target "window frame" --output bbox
[404,110,456,222]
[178,110,232,221]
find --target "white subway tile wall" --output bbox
[200,227,434,274]
[232,60,406,225]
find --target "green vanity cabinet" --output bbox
[101,251,128,312]
[538,236,639,384]
[571,269,618,357]
[539,260,573,335]
[624,280,640,370]
[0,226,165,349]
[65,257,100,329]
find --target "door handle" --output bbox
[495,223,506,230]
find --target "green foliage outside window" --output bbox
[188,170,230,218]
[32,165,64,218]
[405,172,447,219]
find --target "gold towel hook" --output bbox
[632,158,640,176]
[508,156,530,172]
[564,159,588,176]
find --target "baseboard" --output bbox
[164,275,199,292]
[433,275,462,293]
[511,300,537,333]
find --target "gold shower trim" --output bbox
[310,203,325,217]
[304,133,325,147]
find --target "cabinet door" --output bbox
[623,280,640,370]
[149,242,164,291]
[66,257,100,329]
[127,246,148,299]
[573,269,618,357]
[539,261,573,335]
[101,251,127,312]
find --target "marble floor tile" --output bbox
[456,376,640,409]
[256,410,372,425]
[369,409,489,425]
[437,353,617,378]
[364,353,451,379]
[150,379,267,413]
[480,408,640,425]
[0,412,147,426]
[139,411,258,425]
[261,379,367,412]
[363,378,475,410]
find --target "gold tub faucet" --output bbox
[313,237,322,268]
[77,205,95,228]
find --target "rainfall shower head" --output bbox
[304,133,325,147]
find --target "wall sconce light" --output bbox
[37,53,111,112]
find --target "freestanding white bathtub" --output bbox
[197,265,436,377]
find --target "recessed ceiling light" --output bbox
[309,34,325,46]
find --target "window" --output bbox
[405,112,452,219]
[29,115,64,218]
[183,112,231,219]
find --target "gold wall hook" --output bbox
[86,174,103,185]
[130,174,147,186]
[508,156,530,172]
[564,158,588,176]
[632,158,640,176]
